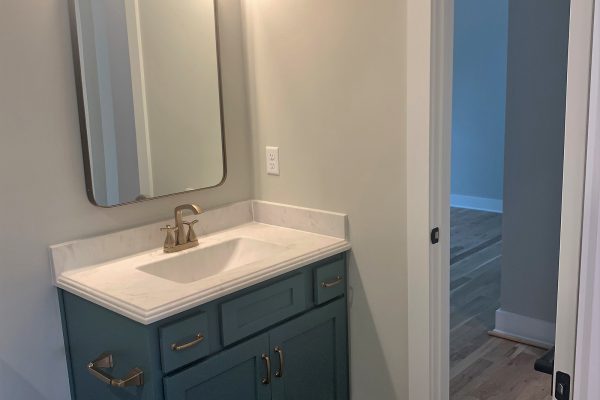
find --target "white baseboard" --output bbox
[488,330,552,350]
[450,194,503,213]
[493,308,556,349]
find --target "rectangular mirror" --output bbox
[70,0,226,207]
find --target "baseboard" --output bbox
[488,330,552,350]
[450,194,503,213]
[493,308,555,349]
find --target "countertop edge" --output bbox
[57,241,351,325]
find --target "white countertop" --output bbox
[51,201,350,324]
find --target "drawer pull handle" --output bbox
[321,275,344,288]
[171,333,205,352]
[274,346,285,378]
[261,354,271,385]
[87,353,144,388]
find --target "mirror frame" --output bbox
[67,0,228,207]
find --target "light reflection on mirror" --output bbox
[73,0,225,207]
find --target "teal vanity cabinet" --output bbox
[164,300,347,400]
[59,254,349,400]
[269,299,348,400]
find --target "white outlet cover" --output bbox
[266,146,280,175]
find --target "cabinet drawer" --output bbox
[221,274,307,346]
[160,312,211,373]
[314,258,346,305]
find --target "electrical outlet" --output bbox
[266,146,280,175]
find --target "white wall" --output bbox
[243,1,408,398]
[0,0,252,399]
[499,0,570,332]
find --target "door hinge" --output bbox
[555,371,571,400]
[431,227,440,244]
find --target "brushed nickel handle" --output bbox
[183,220,199,242]
[261,354,271,385]
[161,225,178,249]
[171,333,205,352]
[87,353,144,388]
[274,346,285,378]
[321,275,344,288]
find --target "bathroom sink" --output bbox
[51,201,351,324]
[138,238,286,284]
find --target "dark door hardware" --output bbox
[431,227,440,244]
[555,371,570,400]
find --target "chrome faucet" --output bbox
[161,204,204,253]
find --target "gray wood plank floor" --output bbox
[450,208,552,400]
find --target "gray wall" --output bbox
[0,0,252,399]
[451,0,508,210]
[243,0,408,398]
[500,0,570,324]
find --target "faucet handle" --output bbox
[183,220,199,243]
[160,225,178,249]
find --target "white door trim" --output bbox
[406,0,433,398]
[428,0,453,399]
[574,1,600,395]
[407,0,595,399]
[406,0,453,398]
[554,0,595,397]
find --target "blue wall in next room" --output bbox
[451,0,509,213]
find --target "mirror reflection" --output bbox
[73,0,225,206]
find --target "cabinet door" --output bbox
[163,334,271,400]
[269,298,348,400]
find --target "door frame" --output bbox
[574,1,600,394]
[553,0,595,397]
[406,0,595,399]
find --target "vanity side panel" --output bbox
[57,290,77,399]
[61,291,163,400]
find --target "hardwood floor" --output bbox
[450,208,552,400]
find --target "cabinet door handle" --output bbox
[171,333,205,352]
[321,275,344,288]
[87,353,144,388]
[274,346,285,378]
[261,354,271,385]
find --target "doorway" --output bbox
[448,0,570,398]
[405,0,594,398]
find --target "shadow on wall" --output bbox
[0,358,46,400]
[346,251,399,399]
